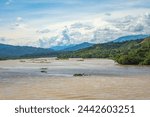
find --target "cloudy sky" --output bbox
[0,0,150,48]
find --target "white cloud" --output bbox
[0,37,19,45]
[36,29,51,34]
[128,24,144,32]
[10,17,27,30]
[35,12,150,48]
[1,12,150,48]
[17,17,23,22]
[5,0,13,5]
[105,13,111,16]
[144,13,150,26]
[10,23,27,30]
[70,22,94,30]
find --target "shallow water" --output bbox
[0,58,150,99]
[0,58,150,78]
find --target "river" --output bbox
[0,58,150,99]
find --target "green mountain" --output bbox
[115,37,150,65]
[58,37,150,65]
[0,43,57,60]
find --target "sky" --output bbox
[0,0,150,48]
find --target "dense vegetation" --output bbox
[58,37,150,65]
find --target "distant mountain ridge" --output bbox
[51,42,94,51]
[51,35,150,51]
[113,34,149,42]
[0,43,54,59]
[51,44,75,51]
[63,42,94,51]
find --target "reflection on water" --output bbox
[0,58,150,99]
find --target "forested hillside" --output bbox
[58,37,150,65]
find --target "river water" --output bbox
[0,58,150,78]
[0,58,150,99]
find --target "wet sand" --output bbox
[0,58,150,100]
